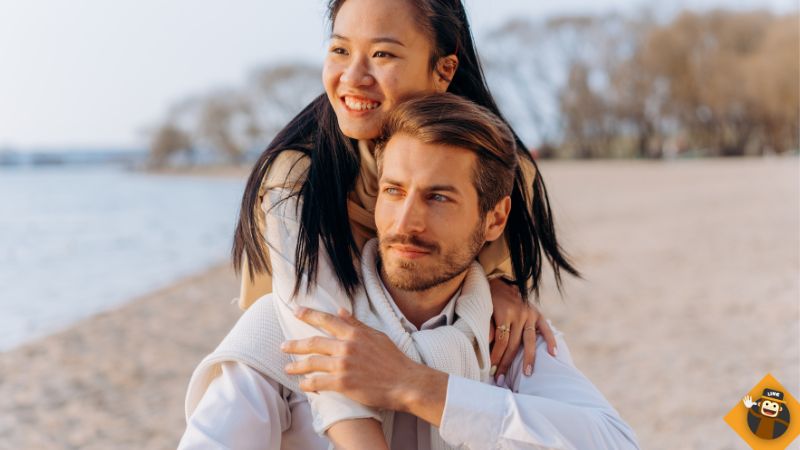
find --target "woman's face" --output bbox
[323,0,448,140]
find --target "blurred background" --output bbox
[0,0,797,448]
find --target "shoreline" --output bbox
[0,263,243,449]
[1,158,797,449]
[0,260,239,354]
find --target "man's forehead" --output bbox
[380,134,477,188]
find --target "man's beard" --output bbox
[378,221,486,292]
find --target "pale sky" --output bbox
[0,0,794,150]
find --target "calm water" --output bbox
[0,166,245,351]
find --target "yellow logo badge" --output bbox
[724,374,800,449]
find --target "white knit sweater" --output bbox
[185,239,493,449]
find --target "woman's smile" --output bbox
[341,94,382,113]
[322,0,442,140]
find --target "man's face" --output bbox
[375,133,487,292]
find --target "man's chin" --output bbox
[381,263,431,291]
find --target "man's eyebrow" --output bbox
[330,34,406,46]
[427,184,461,195]
[380,179,462,196]
[380,177,405,187]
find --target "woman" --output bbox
[231,0,579,447]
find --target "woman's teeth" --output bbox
[344,97,380,111]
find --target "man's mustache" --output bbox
[381,234,440,253]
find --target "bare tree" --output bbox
[147,11,798,164]
[195,90,252,164]
[246,62,322,146]
[148,122,193,168]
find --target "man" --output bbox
[179,94,640,449]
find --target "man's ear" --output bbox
[483,196,511,242]
[434,55,459,93]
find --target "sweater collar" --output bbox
[380,280,461,333]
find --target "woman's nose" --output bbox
[341,58,374,88]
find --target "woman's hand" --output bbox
[488,278,557,383]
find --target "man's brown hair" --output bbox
[374,93,519,215]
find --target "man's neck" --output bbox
[381,272,467,330]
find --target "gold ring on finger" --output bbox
[497,324,511,333]
[523,326,536,332]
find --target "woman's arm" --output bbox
[260,152,387,448]
[481,156,559,382]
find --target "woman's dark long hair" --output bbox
[232,0,579,300]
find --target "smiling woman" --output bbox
[214,0,578,448]
[323,0,455,139]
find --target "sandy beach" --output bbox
[1,158,797,449]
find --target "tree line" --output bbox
[147,9,798,165]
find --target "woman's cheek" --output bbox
[322,61,342,92]
[376,69,408,103]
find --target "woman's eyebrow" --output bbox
[330,34,406,47]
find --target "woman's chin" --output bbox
[338,122,382,141]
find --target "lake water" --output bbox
[0,166,245,351]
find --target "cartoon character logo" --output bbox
[743,388,791,440]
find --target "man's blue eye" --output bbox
[431,194,448,202]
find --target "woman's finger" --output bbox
[489,320,510,370]
[521,321,538,376]
[496,322,523,380]
[284,355,339,375]
[536,314,558,357]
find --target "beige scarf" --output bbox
[186,239,493,449]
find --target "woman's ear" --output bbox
[483,196,511,242]
[434,55,459,93]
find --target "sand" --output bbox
[1,157,798,449]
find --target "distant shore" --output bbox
[138,153,800,179]
[1,158,797,449]
[140,163,252,179]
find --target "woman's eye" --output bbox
[373,51,395,58]
[330,47,348,55]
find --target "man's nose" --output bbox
[340,56,374,88]
[394,198,425,235]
